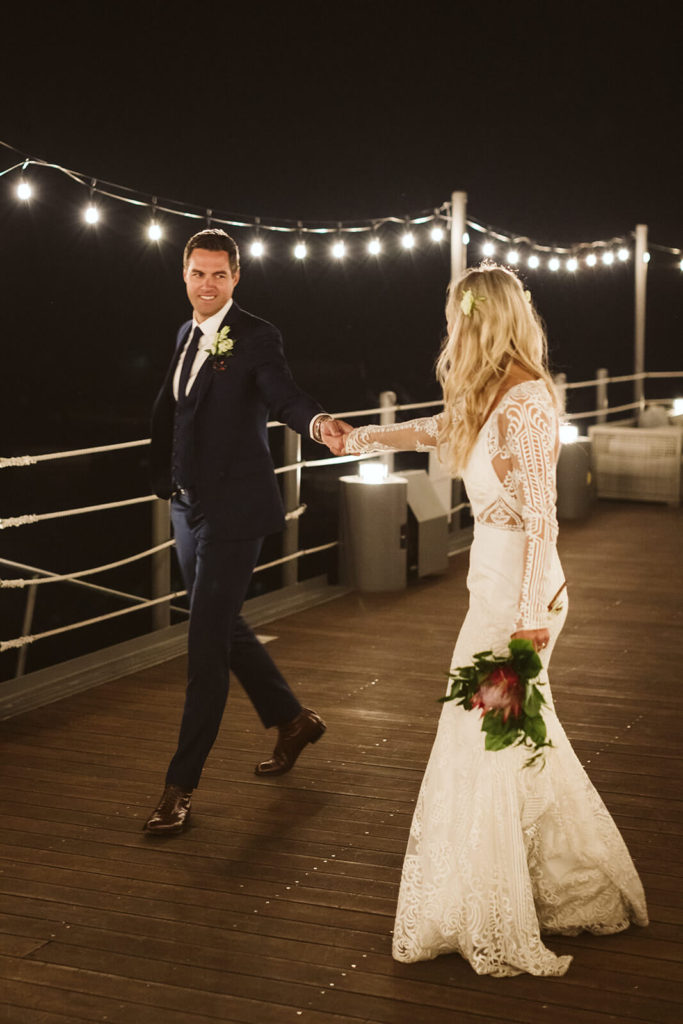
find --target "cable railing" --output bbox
[2,369,681,674]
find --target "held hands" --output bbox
[319,417,353,456]
[511,628,550,653]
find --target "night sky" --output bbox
[1,0,682,674]
[2,0,682,452]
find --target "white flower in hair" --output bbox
[460,289,486,317]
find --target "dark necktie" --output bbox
[177,325,203,400]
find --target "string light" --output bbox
[643,252,651,263]
[2,141,681,272]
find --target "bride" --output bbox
[343,263,648,977]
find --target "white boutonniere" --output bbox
[209,326,236,370]
[460,289,486,317]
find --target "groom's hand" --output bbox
[320,417,353,456]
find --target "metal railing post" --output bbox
[596,368,609,423]
[282,427,301,588]
[15,575,38,677]
[151,499,171,630]
[379,390,397,475]
[634,224,648,409]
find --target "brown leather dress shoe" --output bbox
[144,784,192,834]
[255,708,326,776]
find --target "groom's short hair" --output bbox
[183,229,240,275]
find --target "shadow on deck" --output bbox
[0,500,681,1024]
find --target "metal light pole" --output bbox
[634,223,648,408]
[450,190,468,282]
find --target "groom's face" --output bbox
[183,248,240,323]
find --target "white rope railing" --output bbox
[2,373,680,471]
[0,438,150,469]
[0,541,176,589]
[0,538,338,652]
[0,494,157,530]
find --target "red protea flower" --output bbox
[471,665,524,722]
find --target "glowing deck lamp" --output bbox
[673,398,683,415]
[358,462,389,484]
[16,180,32,200]
[559,423,579,444]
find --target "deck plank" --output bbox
[0,500,681,1023]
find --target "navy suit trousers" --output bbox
[166,493,302,789]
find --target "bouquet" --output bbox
[440,638,552,767]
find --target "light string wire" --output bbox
[3,139,680,256]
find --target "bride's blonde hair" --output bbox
[435,262,558,474]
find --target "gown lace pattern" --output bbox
[346,381,648,977]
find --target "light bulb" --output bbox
[430,225,444,242]
[401,232,415,249]
[643,251,651,263]
[482,242,495,256]
[507,250,519,264]
[16,181,32,200]
[332,240,346,259]
[294,242,307,259]
[148,222,162,241]
[602,251,614,265]
[586,253,597,267]
[549,257,560,272]
[528,254,540,269]
[250,240,265,257]
[462,231,470,245]
[368,237,381,255]
[84,204,99,224]
[559,423,579,444]
[566,257,578,272]
[618,247,630,261]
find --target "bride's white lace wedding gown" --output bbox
[345,380,648,977]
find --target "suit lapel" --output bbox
[193,302,242,410]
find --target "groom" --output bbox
[145,228,350,834]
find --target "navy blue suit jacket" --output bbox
[151,301,323,539]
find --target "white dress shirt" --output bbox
[172,298,328,440]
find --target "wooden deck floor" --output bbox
[0,500,681,1024]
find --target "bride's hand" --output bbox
[511,628,550,652]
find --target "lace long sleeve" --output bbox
[498,392,559,631]
[345,414,443,454]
